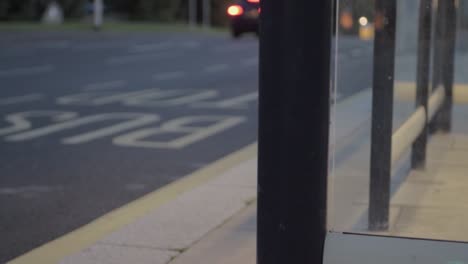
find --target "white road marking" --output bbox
[129,42,173,53]
[0,185,64,196]
[0,65,54,77]
[113,116,246,149]
[241,57,258,67]
[0,94,44,105]
[107,53,175,65]
[83,80,127,91]
[214,92,258,107]
[5,113,159,143]
[153,71,186,81]
[192,92,258,109]
[62,114,159,144]
[126,90,219,107]
[57,88,188,106]
[0,111,78,136]
[203,64,230,74]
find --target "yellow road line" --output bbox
[8,143,257,264]
[394,81,468,103]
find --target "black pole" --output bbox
[412,0,433,169]
[369,0,397,231]
[429,0,444,134]
[431,0,457,132]
[437,0,457,132]
[257,0,331,263]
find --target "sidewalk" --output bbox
[171,92,468,263]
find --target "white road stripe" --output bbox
[203,64,229,73]
[0,94,44,105]
[6,113,159,142]
[192,92,258,109]
[107,53,175,65]
[215,92,258,107]
[153,71,186,81]
[0,65,54,77]
[83,80,127,91]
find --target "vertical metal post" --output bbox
[257,0,331,263]
[432,0,445,90]
[369,0,397,231]
[437,0,457,132]
[93,0,103,30]
[412,0,433,169]
[189,0,197,28]
[203,0,211,28]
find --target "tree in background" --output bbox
[112,0,230,25]
[0,1,10,20]
[132,0,181,21]
[0,0,43,20]
[57,0,86,18]
[0,0,231,26]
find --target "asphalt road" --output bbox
[0,30,372,262]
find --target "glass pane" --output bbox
[330,0,468,243]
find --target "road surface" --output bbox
[0,30,372,262]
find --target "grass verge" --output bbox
[0,21,227,34]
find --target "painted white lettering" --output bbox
[113,116,246,149]
[6,113,159,143]
[125,90,219,107]
[0,111,77,136]
[191,92,258,109]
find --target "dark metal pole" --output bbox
[437,0,457,132]
[428,0,445,134]
[369,0,397,231]
[257,0,331,263]
[412,0,433,169]
[431,0,457,132]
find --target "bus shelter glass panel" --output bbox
[329,0,468,243]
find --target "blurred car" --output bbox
[227,0,260,38]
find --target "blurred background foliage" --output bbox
[0,0,232,26]
[1,0,465,29]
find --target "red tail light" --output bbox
[227,5,244,16]
[247,0,260,3]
